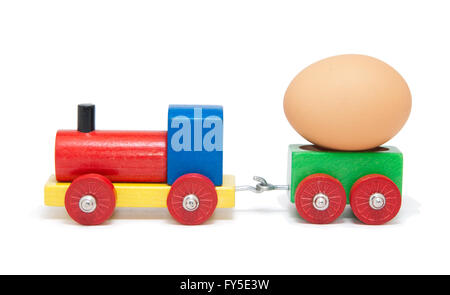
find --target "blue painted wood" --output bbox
[167,105,223,186]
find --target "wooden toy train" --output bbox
[45,104,233,225]
[44,103,403,225]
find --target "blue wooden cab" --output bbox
[167,105,223,186]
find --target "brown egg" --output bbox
[284,54,412,151]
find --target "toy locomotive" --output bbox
[45,104,234,225]
[44,54,411,226]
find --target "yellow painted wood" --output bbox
[44,175,235,208]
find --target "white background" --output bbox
[0,0,448,275]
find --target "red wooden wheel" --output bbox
[350,174,401,225]
[295,173,347,224]
[65,173,116,225]
[167,173,218,225]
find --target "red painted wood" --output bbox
[295,173,347,224]
[55,130,167,183]
[167,173,217,225]
[65,173,116,225]
[350,174,402,225]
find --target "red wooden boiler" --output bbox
[55,104,167,183]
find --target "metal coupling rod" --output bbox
[235,176,289,194]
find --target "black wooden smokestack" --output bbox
[77,103,95,133]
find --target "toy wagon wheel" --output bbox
[350,174,401,225]
[65,173,116,225]
[295,173,347,224]
[167,173,218,225]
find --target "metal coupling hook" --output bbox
[235,176,289,194]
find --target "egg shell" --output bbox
[284,54,412,151]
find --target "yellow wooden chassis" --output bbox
[44,175,235,208]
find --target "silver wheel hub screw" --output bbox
[79,195,97,213]
[183,194,200,211]
[313,193,329,211]
[369,193,386,210]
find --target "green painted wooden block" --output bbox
[288,145,403,203]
